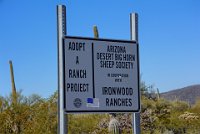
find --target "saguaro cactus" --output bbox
[93,25,99,38]
[156,88,160,100]
[9,60,17,104]
[108,113,121,134]
[93,26,121,134]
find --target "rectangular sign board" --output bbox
[63,36,140,113]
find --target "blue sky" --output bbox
[1,0,200,98]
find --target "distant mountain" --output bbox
[161,84,200,105]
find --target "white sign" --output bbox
[63,36,140,113]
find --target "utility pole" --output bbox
[9,60,17,104]
[57,5,67,134]
[130,13,140,134]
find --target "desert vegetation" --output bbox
[1,82,200,134]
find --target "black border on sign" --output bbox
[62,36,140,113]
[63,38,66,109]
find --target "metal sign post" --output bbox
[57,5,67,134]
[130,13,141,134]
